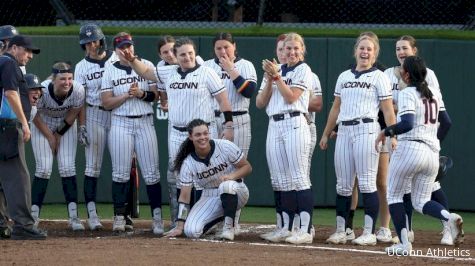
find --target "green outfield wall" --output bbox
[25,35,474,211]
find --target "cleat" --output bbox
[448,213,464,244]
[69,217,85,231]
[113,215,126,232]
[216,225,234,241]
[152,218,164,235]
[285,229,313,244]
[376,227,393,243]
[125,215,134,231]
[352,229,377,246]
[87,216,103,231]
[326,230,347,244]
[345,228,355,241]
[11,226,47,240]
[265,228,291,243]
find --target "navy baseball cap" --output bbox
[113,34,134,49]
[8,35,40,54]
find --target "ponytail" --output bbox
[402,56,433,100]
[173,139,195,172]
[173,118,210,173]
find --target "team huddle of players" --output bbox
[5,23,464,254]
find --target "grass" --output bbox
[17,25,475,40]
[40,204,475,233]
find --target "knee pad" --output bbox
[218,180,238,195]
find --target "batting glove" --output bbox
[78,125,89,146]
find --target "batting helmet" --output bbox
[435,156,453,182]
[24,74,45,90]
[0,25,19,51]
[79,23,106,51]
[0,25,18,40]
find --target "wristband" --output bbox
[56,119,72,135]
[223,111,233,123]
[384,125,396,138]
[177,202,190,222]
[141,91,155,102]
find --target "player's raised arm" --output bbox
[118,46,158,82]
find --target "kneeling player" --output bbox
[165,119,251,240]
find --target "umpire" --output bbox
[0,35,46,240]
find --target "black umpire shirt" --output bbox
[0,53,31,120]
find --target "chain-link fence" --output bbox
[2,0,475,30]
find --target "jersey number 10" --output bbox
[423,98,438,124]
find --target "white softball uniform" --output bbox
[204,57,257,157]
[32,81,85,179]
[384,66,443,192]
[101,59,160,185]
[180,139,249,238]
[334,68,392,196]
[384,66,439,106]
[75,51,116,177]
[154,65,221,188]
[259,62,312,191]
[308,72,323,174]
[387,86,445,212]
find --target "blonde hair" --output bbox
[51,62,72,80]
[283,32,306,60]
[354,35,380,65]
[397,35,418,55]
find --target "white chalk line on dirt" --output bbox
[189,239,474,262]
[42,220,473,262]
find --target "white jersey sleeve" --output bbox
[204,66,226,96]
[397,86,443,151]
[312,72,322,96]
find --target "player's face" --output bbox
[14,46,33,66]
[85,40,101,56]
[355,39,375,70]
[28,89,42,106]
[176,44,196,71]
[159,42,177,65]
[284,40,303,66]
[53,73,73,95]
[396,40,417,66]
[276,40,287,64]
[189,125,210,151]
[214,40,236,61]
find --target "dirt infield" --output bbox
[1,220,473,265]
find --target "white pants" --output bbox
[184,181,249,238]
[387,140,439,213]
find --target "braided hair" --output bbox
[402,56,433,100]
[173,119,210,172]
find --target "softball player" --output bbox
[100,32,163,235]
[320,35,396,246]
[30,62,86,231]
[121,37,234,227]
[164,119,251,240]
[204,32,257,232]
[384,35,454,245]
[378,56,463,255]
[74,23,116,231]
[257,34,287,241]
[256,33,314,244]
[156,35,205,229]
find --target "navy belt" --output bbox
[87,103,109,111]
[214,110,248,117]
[125,113,152,119]
[0,118,19,127]
[341,118,374,126]
[272,111,301,122]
